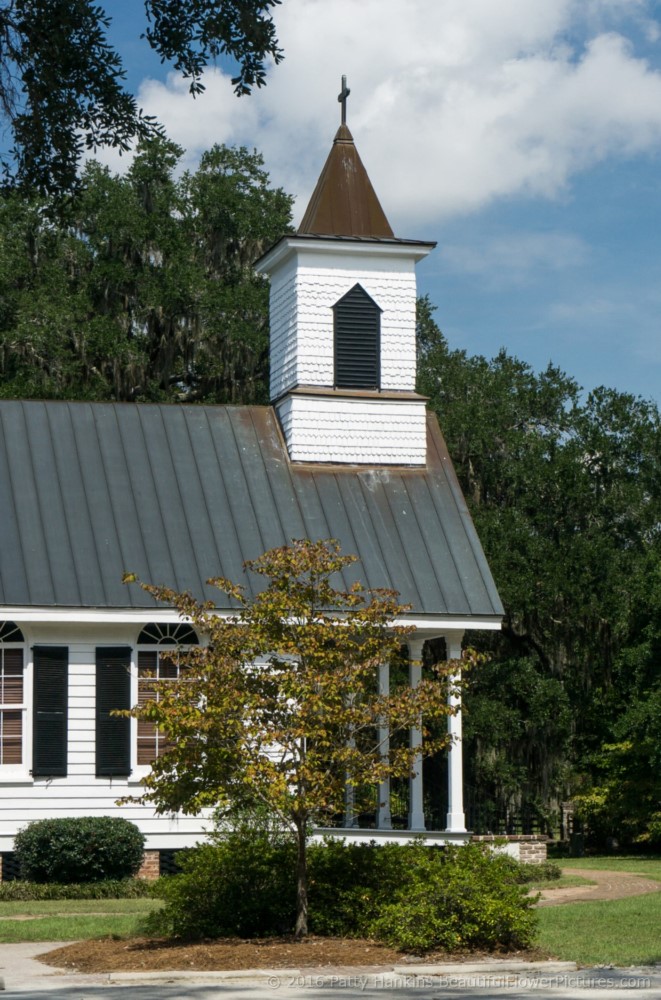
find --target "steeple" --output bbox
[255,80,435,466]
[297,123,394,238]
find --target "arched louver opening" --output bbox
[137,622,199,646]
[333,283,381,390]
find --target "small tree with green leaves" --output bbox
[126,538,462,937]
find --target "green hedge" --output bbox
[14,817,145,883]
[0,878,153,901]
[148,834,537,952]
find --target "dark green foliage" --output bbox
[0,1,283,195]
[0,879,152,901]
[307,839,405,937]
[150,835,536,952]
[495,857,562,884]
[0,140,293,403]
[14,817,145,883]
[147,834,297,939]
[573,684,661,846]
[417,297,661,841]
[368,845,536,953]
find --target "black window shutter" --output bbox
[32,646,68,777]
[96,647,131,777]
[334,283,381,390]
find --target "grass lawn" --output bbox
[529,874,595,890]
[561,855,661,881]
[0,898,162,943]
[537,892,661,966]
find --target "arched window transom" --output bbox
[137,622,198,646]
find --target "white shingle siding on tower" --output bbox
[268,248,418,399]
[258,238,432,465]
[277,394,427,465]
[268,255,299,400]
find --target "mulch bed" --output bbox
[40,936,544,974]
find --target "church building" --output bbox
[0,89,503,876]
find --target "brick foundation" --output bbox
[471,834,548,863]
[137,849,160,880]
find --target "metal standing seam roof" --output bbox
[297,124,395,239]
[0,399,503,617]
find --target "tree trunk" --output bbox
[294,818,308,938]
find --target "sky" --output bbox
[102,0,661,404]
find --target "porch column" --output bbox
[445,630,467,833]
[376,662,392,829]
[408,636,426,832]
[344,693,358,827]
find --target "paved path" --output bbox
[537,867,661,906]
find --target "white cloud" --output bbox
[442,231,589,285]
[122,0,661,229]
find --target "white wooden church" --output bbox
[0,94,504,876]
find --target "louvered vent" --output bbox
[334,284,381,390]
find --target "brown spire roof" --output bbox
[298,124,394,238]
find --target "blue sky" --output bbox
[102,0,661,404]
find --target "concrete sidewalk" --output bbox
[0,942,582,992]
[1,943,660,999]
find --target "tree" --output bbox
[0,137,292,401]
[417,297,661,835]
[0,0,283,195]
[125,539,460,937]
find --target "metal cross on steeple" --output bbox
[338,75,350,125]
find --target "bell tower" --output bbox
[255,80,435,465]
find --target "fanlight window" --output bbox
[137,622,198,646]
[333,283,381,390]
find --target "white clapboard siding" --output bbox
[0,631,212,851]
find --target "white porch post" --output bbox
[408,636,426,832]
[344,693,359,828]
[445,630,467,833]
[376,662,392,829]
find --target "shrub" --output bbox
[14,817,145,883]
[307,839,404,936]
[149,830,536,951]
[148,835,297,939]
[368,844,537,952]
[0,878,152,901]
[514,860,561,883]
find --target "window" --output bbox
[333,283,381,390]
[136,623,198,766]
[0,623,25,766]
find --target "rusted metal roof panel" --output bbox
[298,125,395,239]
[0,400,503,618]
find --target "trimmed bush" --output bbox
[149,833,537,952]
[147,835,296,939]
[0,878,153,901]
[368,844,537,952]
[14,817,145,884]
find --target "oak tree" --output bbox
[0,0,283,194]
